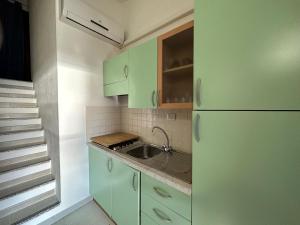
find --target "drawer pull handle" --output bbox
[157,90,160,107]
[194,113,200,142]
[123,65,129,79]
[152,90,156,107]
[132,172,137,191]
[153,208,172,223]
[153,187,171,198]
[196,78,201,107]
[106,158,110,172]
[107,158,112,172]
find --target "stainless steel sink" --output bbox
[126,144,161,159]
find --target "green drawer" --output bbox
[141,194,191,225]
[141,212,157,225]
[141,174,191,220]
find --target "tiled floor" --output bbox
[53,201,115,225]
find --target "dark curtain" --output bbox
[0,0,31,81]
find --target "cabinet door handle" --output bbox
[106,158,110,172]
[156,90,160,107]
[123,65,128,79]
[196,78,201,107]
[107,158,112,172]
[153,208,172,223]
[153,187,171,198]
[194,113,200,142]
[152,90,156,107]
[132,172,137,191]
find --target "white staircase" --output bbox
[0,79,58,225]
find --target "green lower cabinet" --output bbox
[128,39,157,108]
[141,212,158,225]
[141,194,190,225]
[141,174,191,221]
[111,159,140,225]
[89,146,140,225]
[141,174,191,225]
[89,146,112,215]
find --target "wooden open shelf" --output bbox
[158,21,194,109]
[163,64,193,74]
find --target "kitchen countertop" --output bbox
[88,142,192,196]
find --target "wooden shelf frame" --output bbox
[157,21,194,109]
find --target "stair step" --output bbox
[0,118,41,127]
[0,88,35,98]
[0,124,42,134]
[0,130,44,143]
[0,97,37,108]
[0,144,48,172]
[0,161,51,183]
[0,169,53,199]
[0,113,39,120]
[0,79,33,90]
[0,181,58,225]
[0,137,45,152]
[0,118,42,134]
[0,107,38,114]
[0,102,37,108]
[0,97,37,104]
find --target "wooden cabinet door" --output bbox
[128,39,157,108]
[111,159,140,225]
[89,146,112,216]
[192,111,300,225]
[194,0,300,110]
[103,51,129,85]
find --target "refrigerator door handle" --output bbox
[195,113,200,142]
[196,78,201,107]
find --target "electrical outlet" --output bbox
[167,113,176,120]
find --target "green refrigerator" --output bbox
[193,0,300,225]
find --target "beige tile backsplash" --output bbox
[86,106,192,154]
[86,106,121,140]
[120,107,192,154]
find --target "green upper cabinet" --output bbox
[103,51,129,96]
[194,0,300,110]
[128,39,158,108]
[192,111,300,225]
[111,160,140,225]
[89,146,112,215]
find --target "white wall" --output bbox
[56,0,125,213]
[29,0,61,200]
[25,0,125,224]
[123,0,194,43]
[56,10,121,212]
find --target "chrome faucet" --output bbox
[152,126,172,152]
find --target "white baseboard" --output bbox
[21,196,93,225]
[40,196,93,225]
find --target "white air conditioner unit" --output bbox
[61,0,125,47]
